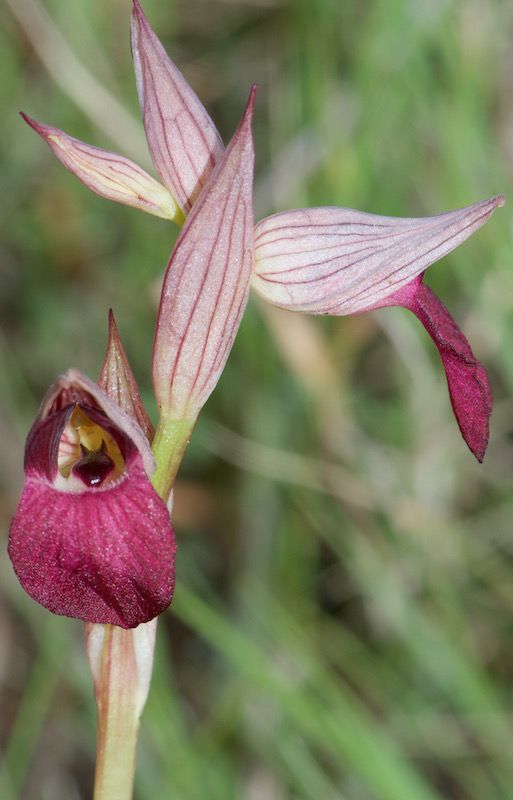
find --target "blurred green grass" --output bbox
[1,0,513,798]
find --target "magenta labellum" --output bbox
[9,370,175,629]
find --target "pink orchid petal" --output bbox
[384,277,492,462]
[252,196,504,315]
[9,372,176,627]
[153,88,256,420]
[131,0,224,213]
[98,310,155,441]
[21,113,180,221]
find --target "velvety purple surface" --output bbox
[10,385,176,628]
[9,455,175,628]
[384,277,492,462]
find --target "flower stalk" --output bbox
[151,417,195,501]
[91,626,139,800]
[88,414,189,800]
[88,621,157,800]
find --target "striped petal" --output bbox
[153,88,255,420]
[131,0,224,213]
[22,114,181,222]
[252,196,504,315]
[383,277,492,462]
[8,371,175,628]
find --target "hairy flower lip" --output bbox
[9,370,176,629]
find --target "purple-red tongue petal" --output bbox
[9,462,175,628]
[8,371,176,628]
[387,279,492,462]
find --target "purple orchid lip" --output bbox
[380,276,492,462]
[9,371,176,629]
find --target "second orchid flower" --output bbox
[22,0,503,466]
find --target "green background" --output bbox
[1,0,512,798]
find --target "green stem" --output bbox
[92,627,140,800]
[151,415,196,500]
[90,416,193,800]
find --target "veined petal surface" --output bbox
[252,196,504,315]
[131,0,224,212]
[153,89,255,420]
[22,114,180,221]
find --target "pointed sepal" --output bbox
[252,196,504,315]
[131,0,224,213]
[98,310,154,441]
[152,88,256,420]
[21,113,182,222]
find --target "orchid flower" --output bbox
[22,0,503,469]
[12,4,504,797]
[8,367,175,629]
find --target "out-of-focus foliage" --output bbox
[1,1,512,798]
